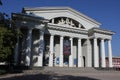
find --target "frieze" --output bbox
[48,23,88,35]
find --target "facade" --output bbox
[12,7,115,68]
[106,57,120,68]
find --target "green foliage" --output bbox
[0,24,17,62]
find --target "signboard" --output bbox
[63,40,71,55]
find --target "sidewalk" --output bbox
[0,68,120,80]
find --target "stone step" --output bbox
[43,67,98,73]
[24,67,119,74]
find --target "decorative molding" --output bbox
[88,27,115,35]
[48,23,88,35]
[12,13,49,23]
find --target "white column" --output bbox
[93,38,99,67]
[14,36,19,65]
[101,39,106,67]
[49,35,54,67]
[86,39,92,67]
[108,40,113,67]
[25,29,32,66]
[69,37,73,67]
[78,38,82,67]
[37,31,44,67]
[59,36,64,67]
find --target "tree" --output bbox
[0,23,17,63]
[0,1,18,63]
[0,0,2,5]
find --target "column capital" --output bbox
[40,30,44,33]
[50,34,55,36]
[94,37,97,39]
[28,28,32,32]
[28,28,33,30]
[60,35,64,37]
[101,38,105,40]
[77,37,82,39]
[78,38,81,42]
[101,38,105,41]
[39,30,44,37]
[108,39,112,41]
[69,37,73,40]
[60,36,64,39]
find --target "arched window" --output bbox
[49,17,85,29]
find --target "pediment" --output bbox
[23,7,101,30]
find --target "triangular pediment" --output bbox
[23,7,101,30]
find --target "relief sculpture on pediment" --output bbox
[50,17,85,29]
[57,17,76,27]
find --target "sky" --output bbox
[0,0,120,56]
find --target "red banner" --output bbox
[63,40,71,55]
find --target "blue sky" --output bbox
[0,0,120,56]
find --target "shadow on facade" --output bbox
[0,73,99,80]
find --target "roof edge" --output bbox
[22,7,101,26]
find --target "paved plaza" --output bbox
[0,68,120,80]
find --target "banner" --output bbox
[63,40,71,55]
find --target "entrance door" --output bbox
[63,55,69,67]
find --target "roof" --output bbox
[12,13,49,23]
[22,7,101,26]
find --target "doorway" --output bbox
[63,55,69,67]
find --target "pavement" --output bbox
[0,67,120,80]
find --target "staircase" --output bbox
[23,66,120,75]
[42,67,99,73]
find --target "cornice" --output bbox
[48,23,88,35]
[12,13,49,23]
[89,27,115,35]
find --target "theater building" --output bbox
[106,57,120,68]
[12,7,114,68]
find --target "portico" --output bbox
[12,7,114,68]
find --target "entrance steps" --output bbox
[43,67,99,73]
[24,67,119,75]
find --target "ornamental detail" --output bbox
[50,17,85,29]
